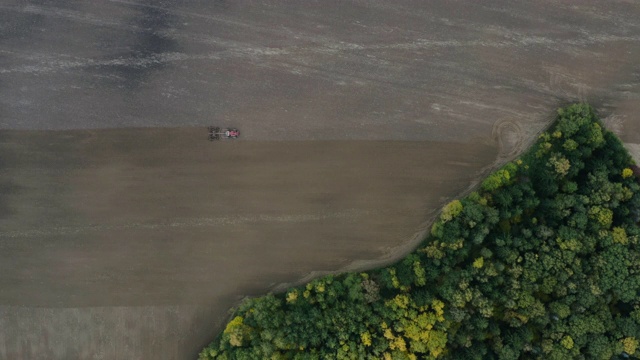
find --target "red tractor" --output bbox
[208,127,240,141]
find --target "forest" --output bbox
[200,104,640,359]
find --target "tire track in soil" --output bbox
[0,210,370,240]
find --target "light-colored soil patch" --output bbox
[0,128,497,358]
[0,305,218,360]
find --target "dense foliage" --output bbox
[200,104,640,359]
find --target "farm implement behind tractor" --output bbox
[208,127,240,141]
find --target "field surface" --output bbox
[0,130,496,358]
[1,0,640,358]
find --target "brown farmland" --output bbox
[0,129,497,358]
[2,0,640,359]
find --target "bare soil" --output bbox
[2,1,640,359]
[0,128,497,359]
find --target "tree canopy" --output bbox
[200,104,640,359]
